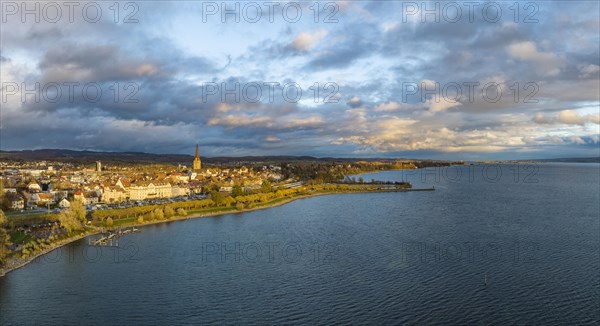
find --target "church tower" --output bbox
[193,144,202,171]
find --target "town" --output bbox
[0,145,284,214]
[0,146,453,274]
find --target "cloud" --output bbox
[1,0,599,159]
[578,64,600,78]
[533,112,554,124]
[558,110,599,125]
[507,41,565,76]
[426,98,461,113]
[290,30,328,51]
[533,110,600,126]
[568,136,586,145]
[373,101,405,112]
[346,96,363,108]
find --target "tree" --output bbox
[261,180,272,193]
[232,185,244,197]
[223,196,236,207]
[147,211,156,221]
[154,208,164,220]
[164,206,175,219]
[137,216,144,224]
[58,209,82,233]
[71,199,86,223]
[358,177,364,183]
[105,217,114,227]
[210,191,224,206]
[0,209,6,226]
[177,208,187,216]
[235,203,244,210]
[0,227,12,264]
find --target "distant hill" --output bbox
[3,149,596,165]
[0,149,193,164]
[0,149,421,165]
[530,157,600,163]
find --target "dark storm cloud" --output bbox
[1,1,599,158]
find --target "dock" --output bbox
[88,227,140,247]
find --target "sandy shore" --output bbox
[0,187,427,277]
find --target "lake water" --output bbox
[1,163,599,324]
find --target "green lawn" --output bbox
[7,213,59,227]
[9,230,34,245]
[112,217,137,227]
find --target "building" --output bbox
[27,182,41,192]
[193,144,202,171]
[101,186,127,203]
[128,182,173,200]
[58,198,71,209]
[74,190,98,205]
[4,192,25,210]
[33,193,54,205]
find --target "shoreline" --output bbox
[0,187,433,277]
[0,230,98,278]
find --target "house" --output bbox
[34,193,54,205]
[101,186,127,203]
[153,182,172,198]
[51,190,68,201]
[4,192,25,210]
[27,182,41,192]
[115,178,131,189]
[74,189,85,202]
[128,181,173,200]
[83,192,99,205]
[2,188,17,194]
[171,185,189,197]
[58,198,71,209]
[74,190,98,205]
[219,186,233,193]
[169,173,190,183]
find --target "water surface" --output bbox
[1,163,598,324]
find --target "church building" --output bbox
[193,144,202,171]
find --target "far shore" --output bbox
[0,186,433,277]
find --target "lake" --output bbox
[1,163,598,324]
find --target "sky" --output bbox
[1,0,599,160]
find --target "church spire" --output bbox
[193,144,202,171]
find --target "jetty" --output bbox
[88,227,140,247]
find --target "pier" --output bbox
[88,227,140,247]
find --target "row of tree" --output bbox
[0,209,12,265]
[91,185,312,224]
